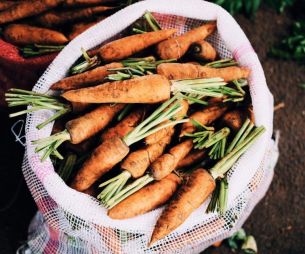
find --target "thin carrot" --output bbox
[156,22,216,60]
[51,62,123,90]
[149,168,216,246]
[61,74,171,104]
[0,1,16,11]
[3,24,68,46]
[35,5,115,27]
[101,107,146,141]
[189,40,217,61]
[144,99,189,145]
[157,63,251,82]
[98,29,177,62]
[151,139,194,180]
[0,0,62,25]
[176,149,206,169]
[180,104,228,136]
[108,173,181,219]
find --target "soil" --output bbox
[0,5,304,254]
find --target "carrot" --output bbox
[213,241,222,247]
[98,29,177,62]
[51,62,123,90]
[0,1,16,11]
[64,0,118,7]
[156,22,216,60]
[83,185,96,196]
[221,109,245,132]
[149,168,216,246]
[35,6,115,27]
[32,103,124,161]
[3,24,68,46]
[108,173,181,219]
[101,107,146,141]
[68,18,104,40]
[151,139,193,180]
[157,63,251,82]
[65,135,96,154]
[61,74,171,104]
[180,104,228,136]
[144,99,189,145]
[0,0,62,25]
[189,40,217,61]
[70,102,92,113]
[176,149,206,169]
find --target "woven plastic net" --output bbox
[22,0,278,253]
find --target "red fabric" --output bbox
[0,39,58,107]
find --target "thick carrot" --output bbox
[149,168,216,246]
[0,0,62,25]
[61,74,171,104]
[157,63,251,82]
[68,18,104,40]
[101,107,146,141]
[108,173,181,219]
[221,109,245,132]
[64,0,118,7]
[180,104,228,136]
[70,102,92,113]
[0,1,16,11]
[51,62,123,90]
[70,136,129,191]
[151,139,193,180]
[36,5,114,27]
[176,149,206,169]
[99,29,177,62]
[3,24,68,46]
[144,99,189,145]
[189,40,217,61]
[156,22,216,60]
[121,128,174,178]
[66,103,124,144]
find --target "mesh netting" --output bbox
[22,0,277,253]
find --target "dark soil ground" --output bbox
[0,5,304,254]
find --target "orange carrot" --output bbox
[189,40,217,61]
[70,136,130,191]
[3,24,68,46]
[157,63,251,82]
[0,1,16,11]
[0,0,62,25]
[108,173,181,219]
[101,107,146,141]
[70,102,92,113]
[151,139,193,180]
[149,168,216,246]
[68,18,105,40]
[221,109,245,132]
[61,74,171,104]
[180,104,228,136]
[35,5,115,27]
[51,62,123,90]
[176,149,206,169]
[144,99,189,145]
[64,0,118,7]
[66,103,124,144]
[99,29,177,62]
[156,22,216,60]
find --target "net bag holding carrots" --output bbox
[22,0,278,253]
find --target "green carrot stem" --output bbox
[116,104,134,121]
[70,48,100,75]
[143,11,161,31]
[205,58,238,68]
[235,122,255,147]
[132,28,146,34]
[57,153,77,182]
[36,107,70,130]
[218,178,228,214]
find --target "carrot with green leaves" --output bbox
[70,95,188,192]
[0,0,62,24]
[156,22,216,60]
[3,24,68,46]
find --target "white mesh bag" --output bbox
[22,0,278,253]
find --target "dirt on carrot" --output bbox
[189,40,217,61]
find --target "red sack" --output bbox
[0,38,58,107]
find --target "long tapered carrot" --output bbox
[66,103,124,144]
[35,5,115,27]
[180,104,228,136]
[51,62,123,90]
[156,22,216,60]
[0,1,17,11]
[61,74,171,104]
[189,40,217,61]
[99,29,177,62]
[101,107,146,141]
[3,24,68,46]
[149,168,216,246]
[151,139,193,180]
[108,173,181,219]
[157,63,251,82]
[144,99,189,145]
[176,149,206,169]
[0,0,62,24]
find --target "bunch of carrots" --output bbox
[6,12,265,246]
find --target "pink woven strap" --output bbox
[233,43,255,60]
